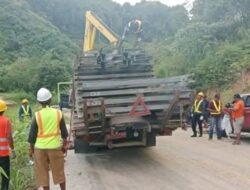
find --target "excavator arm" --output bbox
[83,11,120,53]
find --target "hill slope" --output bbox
[0,0,79,92]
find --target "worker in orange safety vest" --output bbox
[0,100,15,190]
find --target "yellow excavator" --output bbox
[83,11,142,53]
[83,11,120,53]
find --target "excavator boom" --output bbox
[83,11,120,52]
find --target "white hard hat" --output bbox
[37,88,52,102]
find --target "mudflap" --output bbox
[146,131,156,147]
[74,138,96,153]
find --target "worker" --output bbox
[191,92,205,137]
[0,100,15,190]
[207,93,223,140]
[202,95,210,128]
[19,98,32,121]
[129,19,142,33]
[122,19,143,47]
[229,94,245,145]
[28,88,68,190]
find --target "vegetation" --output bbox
[0,0,79,93]
[5,106,35,190]
[1,0,250,92]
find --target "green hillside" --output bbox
[1,0,250,93]
[0,0,79,92]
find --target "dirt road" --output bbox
[49,129,250,190]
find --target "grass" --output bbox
[0,91,36,104]
[0,92,38,189]
[0,91,63,189]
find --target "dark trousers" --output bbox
[209,117,222,139]
[0,156,10,190]
[192,114,203,136]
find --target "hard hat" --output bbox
[37,88,52,102]
[22,99,29,104]
[197,92,204,97]
[0,100,7,112]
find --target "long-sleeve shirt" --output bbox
[28,116,68,145]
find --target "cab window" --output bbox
[245,96,250,107]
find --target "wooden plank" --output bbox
[77,87,193,98]
[76,83,190,98]
[75,75,190,91]
[75,94,192,107]
[76,61,151,68]
[77,104,170,114]
[75,80,189,93]
[75,104,170,116]
[74,72,154,81]
[74,65,153,75]
[75,66,152,75]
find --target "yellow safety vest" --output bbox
[194,99,203,113]
[35,107,62,149]
[21,105,31,117]
[211,100,221,115]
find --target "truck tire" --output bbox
[74,138,96,153]
[146,131,156,147]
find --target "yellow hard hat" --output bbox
[0,100,7,112]
[197,92,204,97]
[22,99,29,104]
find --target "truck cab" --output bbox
[241,94,250,132]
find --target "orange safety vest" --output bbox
[0,116,10,156]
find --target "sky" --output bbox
[112,0,194,7]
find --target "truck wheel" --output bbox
[74,138,96,153]
[146,131,156,147]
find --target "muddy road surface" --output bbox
[49,129,250,190]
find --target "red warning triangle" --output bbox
[129,96,151,116]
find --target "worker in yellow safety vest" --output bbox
[207,93,223,140]
[28,88,68,190]
[19,99,32,121]
[191,92,206,137]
